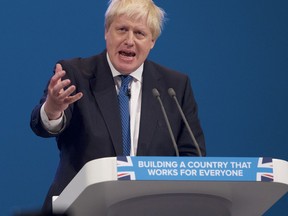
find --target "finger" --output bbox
[63,92,83,104]
[57,84,76,99]
[49,71,66,88]
[49,64,66,87]
[52,79,71,96]
[55,63,63,74]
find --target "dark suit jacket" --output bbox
[30,50,206,211]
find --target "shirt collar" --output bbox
[106,52,143,83]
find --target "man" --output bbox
[30,0,206,212]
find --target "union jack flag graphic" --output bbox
[117,156,133,167]
[117,156,136,180]
[256,157,274,182]
[117,171,136,180]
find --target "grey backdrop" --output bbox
[0,0,287,215]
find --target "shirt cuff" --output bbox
[40,102,65,133]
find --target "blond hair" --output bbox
[105,0,166,40]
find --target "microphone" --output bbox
[168,88,202,156]
[152,88,179,157]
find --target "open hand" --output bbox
[44,63,83,120]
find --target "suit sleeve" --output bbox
[30,60,75,138]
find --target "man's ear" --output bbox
[150,39,156,49]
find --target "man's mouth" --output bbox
[119,51,136,57]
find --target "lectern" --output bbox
[52,157,288,216]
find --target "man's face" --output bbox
[105,15,155,74]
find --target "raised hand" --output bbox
[44,63,83,120]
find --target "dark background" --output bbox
[1,0,287,215]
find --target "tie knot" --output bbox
[120,75,133,87]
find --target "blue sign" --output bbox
[117,157,273,182]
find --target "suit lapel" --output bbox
[89,54,123,155]
[137,62,162,155]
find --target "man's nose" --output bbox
[124,31,135,46]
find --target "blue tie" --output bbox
[118,75,133,156]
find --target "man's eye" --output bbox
[118,28,127,32]
[136,31,145,36]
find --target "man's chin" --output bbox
[115,65,138,74]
